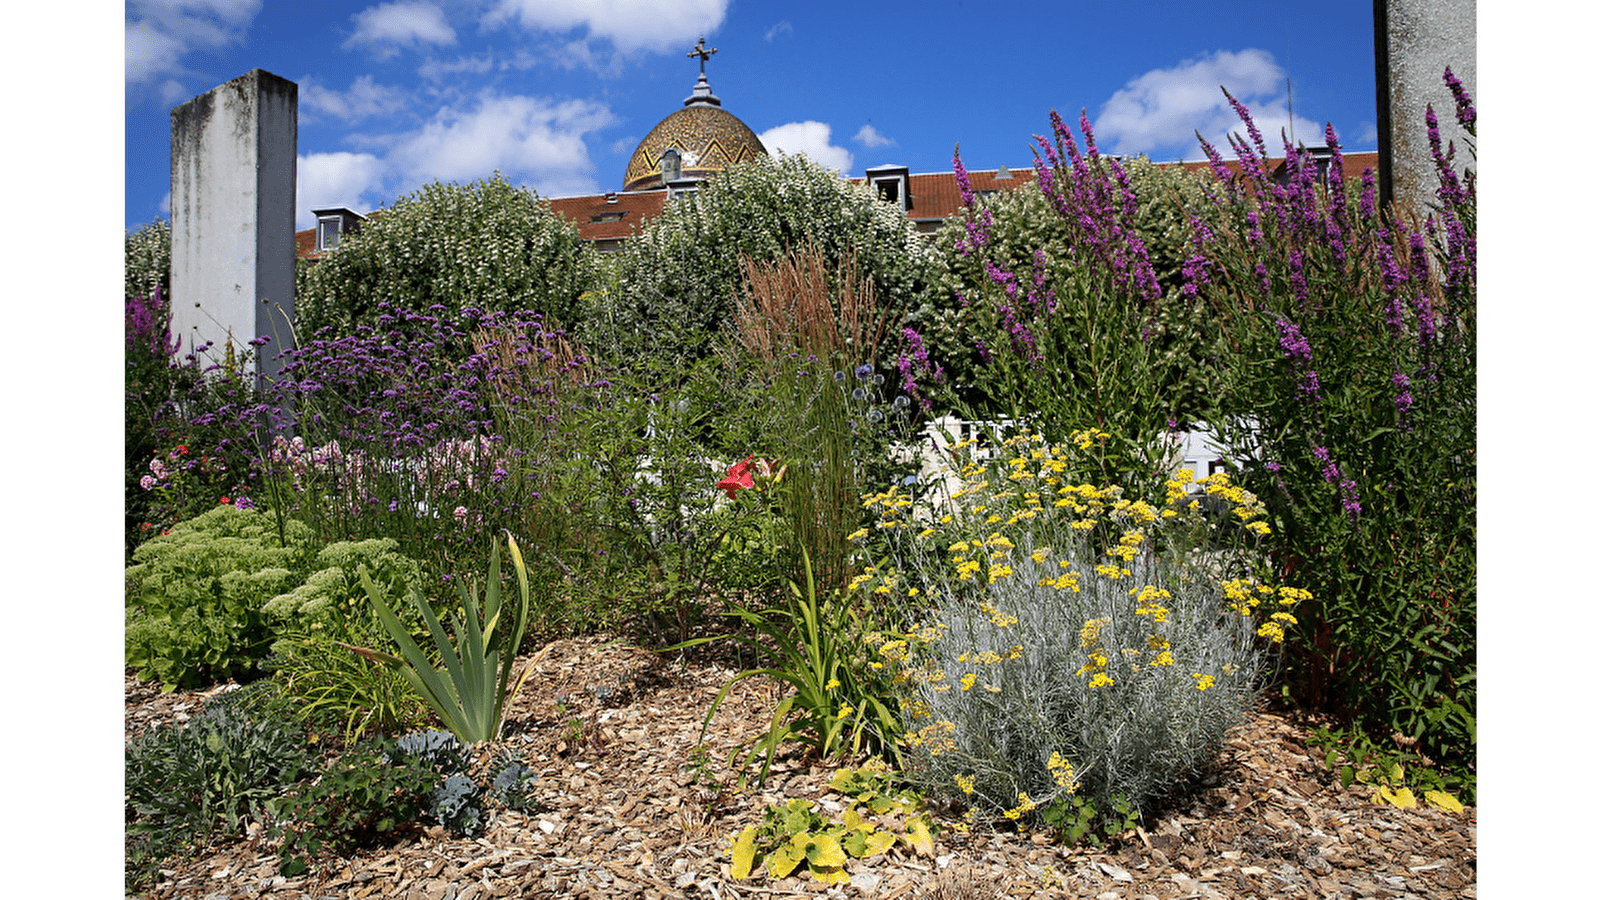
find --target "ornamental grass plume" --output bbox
[851,431,1297,823]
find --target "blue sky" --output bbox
[125,0,1384,232]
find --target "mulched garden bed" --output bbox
[127,635,1475,899]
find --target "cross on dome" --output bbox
[687,37,717,76]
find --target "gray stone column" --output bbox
[169,69,298,387]
[1374,0,1476,220]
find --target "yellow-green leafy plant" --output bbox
[1307,725,1470,811]
[855,430,1299,828]
[728,761,934,885]
[349,533,536,745]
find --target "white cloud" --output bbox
[343,1,457,60]
[299,75,411,123]
[417,51,497,82]
[759,122,853,173]
[483,0,728,55]
[1093,49,1321,161]
[296,152,389,229]
[125,0,262,87]
[386,92,617,197]
[764,20,793,42]
[853,124,895,149]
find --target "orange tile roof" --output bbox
[892,168,1039,223]
[546,190,668,242]
[293,152,1380,258]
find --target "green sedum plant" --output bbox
[351,533,536,745]
[126,505,320,690]
[263,539,432,743]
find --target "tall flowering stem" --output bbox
[937,113,1209,506]
[1184,71,1476,771]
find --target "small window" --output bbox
[316,217,342,252]
[589,211,628,224]
[312,207,365,252]
[876,180,899,204]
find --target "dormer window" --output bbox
[660,148,683,185]
[864,164,911,212]
[312,207,365,252]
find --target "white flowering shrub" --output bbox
[589,154,940,366]
[853,431,1301,827]
[126,217,171,301]
[296,174,595,336]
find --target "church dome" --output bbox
[622,40,767,193]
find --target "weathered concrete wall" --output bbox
[1375,0,1476,220]
[169,69,298,385]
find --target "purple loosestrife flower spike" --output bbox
[1444,67,1476,131]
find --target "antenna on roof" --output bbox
[1287,76,1294,146]
[1285,21,1295,146]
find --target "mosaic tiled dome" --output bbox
[622,75,767,193]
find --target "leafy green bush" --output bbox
[126,506,321,690]
[857,432,1293,827]
[125,703,315,892]
[1186,76,1476,771]
[917,123,1215,505]
[295,174,595,336]
[591,153,938,367]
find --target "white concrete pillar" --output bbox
[169,69,298,386]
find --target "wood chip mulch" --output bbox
[126,635,1476,899]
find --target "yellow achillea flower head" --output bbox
[1079,617,1111,647]
[1193,672,1216,691]
[960,672,977,691]
[955,773,975,794]
[1088,672,1115,689]
[1047,752,1077,790]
